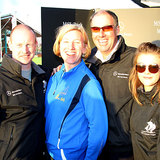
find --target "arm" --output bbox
[51,65,62,76]
[157,117,160,159]
[82,79,108,160]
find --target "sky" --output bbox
[0,0,140,33]
[0,0,41,32]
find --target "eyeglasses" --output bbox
[91,25,114,33]
[136,64,160,74]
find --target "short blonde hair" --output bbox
[53,23,91,59]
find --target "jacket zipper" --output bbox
[57,138,60,149]
[4,127,14,158]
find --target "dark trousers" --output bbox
[98,145,133,160]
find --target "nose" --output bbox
[22,45,29,52]
[68,42,75,49]
[144,66,150,74]
[99,29,105,37]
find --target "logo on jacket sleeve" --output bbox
[6,89,23,96]
[141,120,156,136]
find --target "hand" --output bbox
[51,65,62,75]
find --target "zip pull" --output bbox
[57,138,60,149]
[43,80,47,93]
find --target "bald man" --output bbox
[0,24,48,160]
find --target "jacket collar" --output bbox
[86,35,126,65]
[138,85,159,105]
[2,54,45,76]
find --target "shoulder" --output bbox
[85,47,97,62]
[83,74,102,94]
[126,46,136,54]
[119,35,136,54]
[0,66,9,79]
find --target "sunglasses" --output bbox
[136,64,160,74]
[91,25,114,33]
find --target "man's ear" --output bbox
[116,25,120,35]
[35,40,38,46]
[8,39,13,51]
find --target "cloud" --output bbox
[1,0,41,32]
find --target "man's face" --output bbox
[8,27,37,65]
[91,13,119,54]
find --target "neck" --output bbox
[144,85,154,92]
[12,58,32,71]
[64,61,81,72]
[22,67,32,81]
[64,64,75,72]
[101,51,112,60]
[21,63,31,71]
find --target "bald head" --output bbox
[90,10,119,27]
[10,24,36,42]
[8,24,37,67]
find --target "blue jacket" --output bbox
[45,60,108,160]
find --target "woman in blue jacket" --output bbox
[129,42,160,160]
[45,23,108,160]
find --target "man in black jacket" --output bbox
[0,24,48,160]
[86,10,136,160]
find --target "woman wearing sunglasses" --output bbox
[129,42,160,160]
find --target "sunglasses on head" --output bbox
[136,64,160,74]
[91,25,114,33]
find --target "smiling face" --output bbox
[137,53,160,92]
[8,25,37,66]
[60,30,86,71]
[90,12,119,56]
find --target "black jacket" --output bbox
[0,54,48,160]
[86,36,136,153]
[130,86,160,160]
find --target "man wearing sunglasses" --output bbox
[86,10,136,160]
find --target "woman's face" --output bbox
[60,30,86,71]
[137,53,160,92]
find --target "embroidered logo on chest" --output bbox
[141,120,156,136]
[55,87,69,102]
[113,71,129,79]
